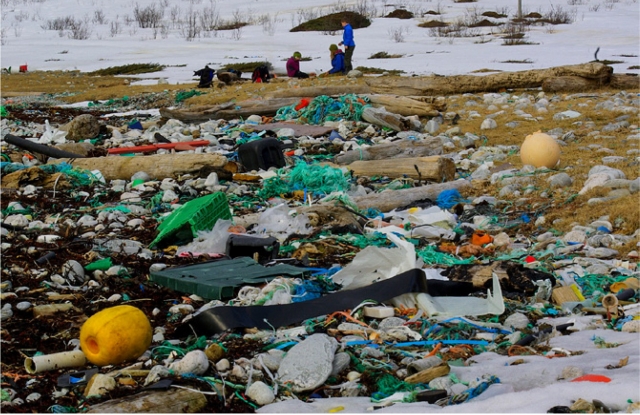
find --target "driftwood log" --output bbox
[160,98,299,122]
[335,138,443,164]
[86,388,207,413]
[365,62,614,96]
[363,94,446,117]
[49,153,231,181]
[347,155,456,182]
[266,85,372,99]
[610,73,640,90]
[542,76,607,93]
[351,179,472,212]
[361,106,417,132]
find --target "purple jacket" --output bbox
[286,57,300,77]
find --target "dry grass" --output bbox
[2,70,639,254]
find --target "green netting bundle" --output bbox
[257,161,350,199]
[274,94,370,124]
[417,244,476,266]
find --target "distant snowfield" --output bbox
[1,0,638,85]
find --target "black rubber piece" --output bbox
[4,134,86,159]
[176,268,430,337]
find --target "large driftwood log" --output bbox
[335,139,443,165]
[351,179,472,212]
[266,85,372,99]
[50,153,230,181]
[160,98,300,122]
[365,62,613,96]
[542,76,607,92]
[347,156,456,182]
[610,73,640,90]
[86,388,207,413]
[363,94,446,117]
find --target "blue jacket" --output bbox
[329,51,346,74]
[342,24,355,47]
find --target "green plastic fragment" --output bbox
[84,258,113,271]
[1,389,11,402]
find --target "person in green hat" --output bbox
[286,51,309,78]
[319,44,346,77]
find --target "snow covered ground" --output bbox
[1,0,638,85]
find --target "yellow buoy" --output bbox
[520,131,561,168]
[80,305,152,366]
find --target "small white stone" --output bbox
[16,301,32,311]
[169,350,209,375]
[216,358,231,372]
[246,381,275,405]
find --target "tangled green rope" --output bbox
[275,94,370,124]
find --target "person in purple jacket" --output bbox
[286,51,309,78]
[338,18,355,73]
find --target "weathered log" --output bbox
[86,388,207,413]
[347,155,455,182]
[361,106,415,132]
[365,62,613,96]
[50,153,231,181]
[351,179,472,212]
[160,98,300,122]
[335,138,443,165]
[363,94,446,117]
[610,73,640,90]
[542,76,607,92]
[266,85,372,99]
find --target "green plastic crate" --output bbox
[149,257,309,300]
[149,192,232,249]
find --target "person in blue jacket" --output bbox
[328,44,346,75]
[338,18,355,73]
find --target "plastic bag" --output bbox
[38,120,67,145]
[177,219,233,255]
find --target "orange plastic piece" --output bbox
[470,230,493,246]
[570,374,611,383]
[295,98,311,111]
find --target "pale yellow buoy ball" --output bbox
[520,130,561,168]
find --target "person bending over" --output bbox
[326,44,346,75]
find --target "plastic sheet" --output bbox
[392,272,505,317]
[331,233,416,290]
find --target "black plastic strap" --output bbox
[176,268,432,337]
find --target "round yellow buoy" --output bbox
[80,305,152,366]
[520,131,561,168]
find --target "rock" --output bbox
[246,381,275,405]
[277,333,338,392]
[504,312,530,330]
[169,350,209,375]
[63,114,101,142]
[216,358,231,372]
[621,320,640,333]
[548,172,573,188]
[204,343,225,362]
[330,352,351,376]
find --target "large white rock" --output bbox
[277,333,338,392]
